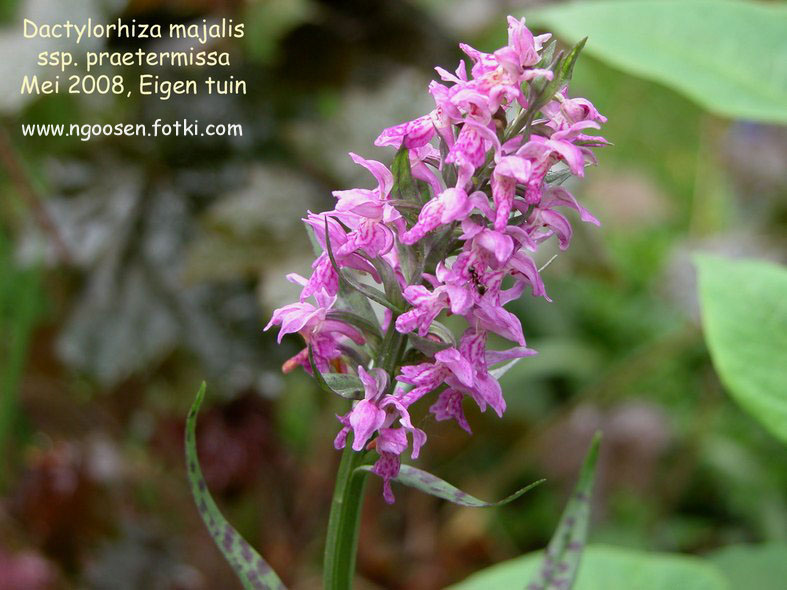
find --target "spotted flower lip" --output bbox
[266,14,606,502]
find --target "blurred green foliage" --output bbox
[0,226,45,489]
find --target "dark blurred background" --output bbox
[1,0,785,588]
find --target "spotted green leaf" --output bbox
[358,464,544,507]
[526,432,601,590]
[186,383,287,590]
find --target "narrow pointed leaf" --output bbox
[358,464,544,507]
[559,37,587,87]
[322,216,383,325]
[489,358,521,380]
[424,225,459,272]
[439,139,458,188]
[427,320,457,348]
[326,310,382,346]
[186,383,287,590]
[365,255,406,310]
[333,284,382,330]
[392,146,420,203]
[536,39,558,70]
[396,239,418,286]
[341,270,402,312]
[526,431,601,590]
[408,333,452,357]
[532,38,587,113]
[402,318,457,357]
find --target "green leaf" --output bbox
[451,545,728,590]
[392,146,421,203]
[489,358,522,380]
[308,345,363,399]
[321,216,388,321]
[707,543,787,590]
[536,38,558,70]
[528,0,787,123]
[325,310,382,346]
[695,255,787,442]
[528,37,587,119]
[341,270,401,312]
[334,282,383,329]
[363,254,406,310]
[408,333,452,357]
[557,37,586,89]
[357,464,543,507]
[185,383,287,590]
[396,238,418,286]
[526,432,601,590]
[321,373,364,399]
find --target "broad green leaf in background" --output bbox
[357,464,544,507]
[695,255,787,443]
[186,384,287,590]
[451,545,729,590]
[706,543,787,590]
[529,0,787,124]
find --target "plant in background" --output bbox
[187,15,607,590]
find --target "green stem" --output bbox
[323,314,407,589]
[323,441,369,590]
